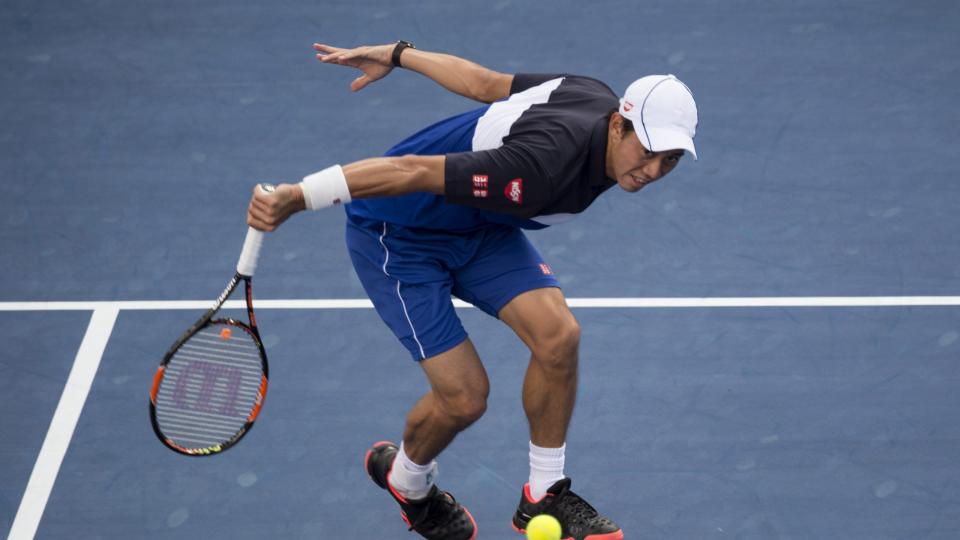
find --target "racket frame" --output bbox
[149,272,269,456]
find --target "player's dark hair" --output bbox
[607,109,635,134]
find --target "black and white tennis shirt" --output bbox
[345,73,620,231]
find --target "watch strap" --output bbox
[391,40,415,68]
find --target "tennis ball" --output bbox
[526,514,562,540]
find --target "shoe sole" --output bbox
[363,440,395,490]
[511,519,624,540]
[363,440,479,540]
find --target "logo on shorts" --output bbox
[539,263,553,275]
[472,189,488,198]
[504,178,523,204]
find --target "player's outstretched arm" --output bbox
[246,155,444,232]
[314,42,513,103]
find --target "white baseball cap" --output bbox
[618,74,698,160]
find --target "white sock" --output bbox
[388,443,438,500]
[529,441,566,501]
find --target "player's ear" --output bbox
[610,112,626,141]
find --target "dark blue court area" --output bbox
[3,0,960,538]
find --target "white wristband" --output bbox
[300,164,352,211]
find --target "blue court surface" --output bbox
[3,0,960,538]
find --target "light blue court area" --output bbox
[3,0,960,537]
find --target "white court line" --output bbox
[1,296,960,311]
[6,307,119,540]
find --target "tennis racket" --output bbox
[149,184,273,456]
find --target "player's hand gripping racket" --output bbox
[149,184,274,456]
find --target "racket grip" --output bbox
[236,183,274,277]
[237,227,264,277]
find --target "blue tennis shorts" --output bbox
[345,216,560,361]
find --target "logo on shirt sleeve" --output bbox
[504,178,523,204]
[472,175,489,198]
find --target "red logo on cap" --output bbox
[623,100,634,112]
[504,178,522,204]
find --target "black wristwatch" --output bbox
[391,40,415,68]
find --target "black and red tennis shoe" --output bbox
[364,441,477,540]
[511,477,623,540]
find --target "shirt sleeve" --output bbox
[510,73,566,95]
[444,140,558,218]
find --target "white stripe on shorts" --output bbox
[379,222,427,359]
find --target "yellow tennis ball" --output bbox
[526,513,562,540]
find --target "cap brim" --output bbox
[638,127,698,161]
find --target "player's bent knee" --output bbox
[444,394,488,428]
[530,315,581,373]
[458,398,488,427]
[436,382,489,428]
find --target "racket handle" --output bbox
[237,227,264,277]
[236,183,274,277]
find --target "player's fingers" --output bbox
[317,51,343,63]
[247,205,281,232]
[350,75,370,92]
[249,197,271,217]
[250,198,280,227]
[246,207,266,230]
[313,43,342,53]
[252,184,275,203]
[324,48,356,62]
[329,53,355,66]
[247,215,275,232]
[254,196,286,220]
[248,197,266,218]
[335,47,372,65]
[337,48,363,60]
[252,187,293,219]
[323,53,353,66]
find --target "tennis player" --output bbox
[247,40,698,540]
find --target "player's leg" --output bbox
[347,217,480,539]
[364,338,485,540]
[498,287,579,448]
[346,218,490,462]
[452,226,623,540]
[401,338,490,463]
[450,227,576,449]
[500,288,621,539]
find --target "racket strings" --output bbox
[154,323,265,449]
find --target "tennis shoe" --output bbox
[511,478,623,540]
[364,441,477,540]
